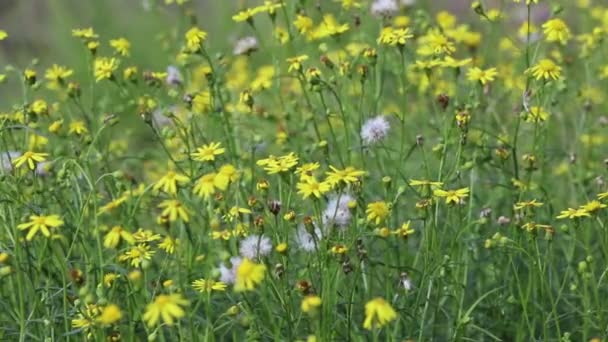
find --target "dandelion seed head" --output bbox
[361,115,390,145]
[218,256,242,284]
[233,36,259,56]
[239,234,272,259]
[294,225,322,252]
[322,193,355,229]
[370,0,399,18]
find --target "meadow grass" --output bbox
[0,0,607,341]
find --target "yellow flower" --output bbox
[409,179,443,188]
[103,273,120,287]
[192,279,227,293]
[528,59,562,81]
[69,120,88,135]
[0,30,7,40]
[97,304,122,325]
[119,244,155,267]
[72,27,98,39]
[158,199,190,222]
[363,297,397,330]
[232,8,259,22]
[256,153,299,174]
[191,142,225,162]
[542,18,571,44]
[301,295,322,313]
[142,293,189,326]
[159,236,179,254]
[580,200,606,214]
[417,29,455,56]
[433,187,469,205]
[153,171,190,195]
[12,151,48,170]
[286,55,309,73]
[193,173,217,199]
[30,99,48,115]
[393,221,415,239]
[94,57,119,82]
[109,37,131,56]
[234,258,266,292]
[45,64,73,83]
[525,106,549,123]
[17,214,64,241]
[297,177,331,199]
[192,91,211,113]
[467,67,498,85]
[325,166,366,187]
[103,226,135,248]
[556,208,590,220]
[185,27,207,53]
[366,201,391,225]
[294,15,314,35]
[513,199,544,210]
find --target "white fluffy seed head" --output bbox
[218,256,242,284]
[239,234,272,259]
[166,65,182,86]
[294,225,322,252]
[361,115,390,145]
[322,193,355,229]
[233,36,259,56]
[371,0,399,18]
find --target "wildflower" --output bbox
[219,256,242,284]
[295,226,322,252]
[103,273,120,287]
[45,64,73,83]
[30,100,48,115]
[234,258,266,292]
[257,153,299,174]
[142,294,189,326]
[239,234,272,259]
[514,199,544,210]
[366,201,391,225]
[233,36,258,55]
[17,214,64,241]
[193,173,217,199]
[433,187,469,205]
[192,279,227,293]
[361,115,390,145]
[297,176,331,199]
[97,304,122,325]
[191,142,225,162]
[294,15,314,35]
[325,166,366,187]
[363,297,397,330]
[12,151,48,170]
[159,236,179,254]
[581,200,606,214]
[94,57,119,81]
[214,164,238,190]
[232,8,259,23]
[158,199,190,222]
[166,65,182,85]
[98,197,127,215]
[69,121,88,135]
[0,30,6,40]
[542,18,571,45]
[525,106,549,123]
[301,295,322,313]
[322,193,355,228]
[417,30,455,56]
[104,226,135,248]
[528,59,562,81]
[192,91,211,113]
[287,55,308,73]
[556,208,590,219]
[467,67,498,85]
[393,221,415,239]
[72,27,98,39]
[119,244,155,267]
[370,0,399,18]
[153,171,190,195]
[184,27,207,53]
[109,37,131,56]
